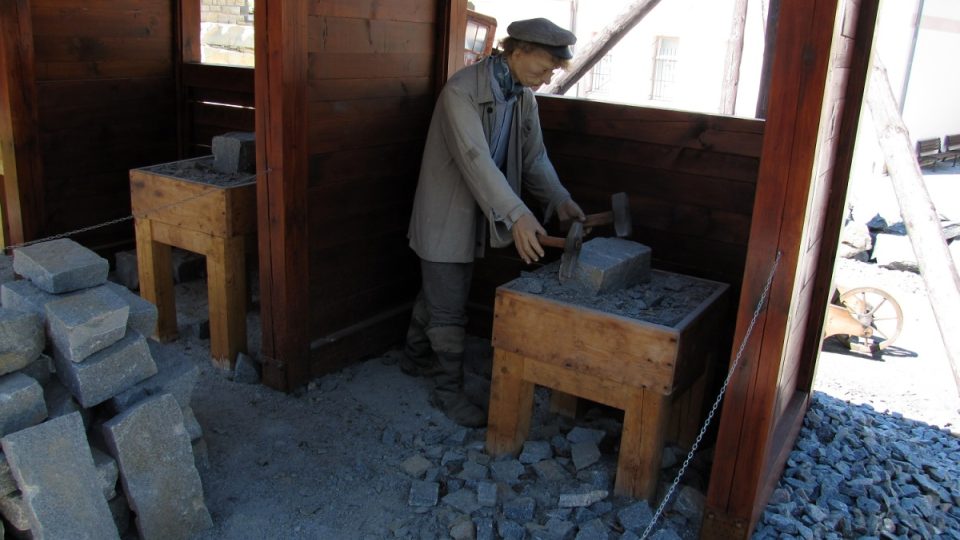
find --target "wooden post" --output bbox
[867,59,960,396]
[255,0,311,391]
[719,0,749,115]
[0,0,44,246]
[543,0,663,96]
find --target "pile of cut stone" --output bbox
[0,238,211,539]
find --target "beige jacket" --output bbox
[408,57,571,263]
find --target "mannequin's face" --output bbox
[507,47,561,89]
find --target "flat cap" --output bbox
[506,18,577,60]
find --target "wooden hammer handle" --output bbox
[536,233,566,249]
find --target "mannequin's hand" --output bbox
[557,199,586,223]
[512,212,547,264]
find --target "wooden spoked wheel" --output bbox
[837,287,904,350]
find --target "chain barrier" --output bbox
[640,250,782,540]
[0,182,242,254]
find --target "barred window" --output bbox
[650,36,679,101]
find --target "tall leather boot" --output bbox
[400,296,441,377]
[431,351,486,428]
[426,326,485,428]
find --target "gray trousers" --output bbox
[417,259,473,355]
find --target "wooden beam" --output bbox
[176,0,201,158]
[703,0,846,536]
[754,0,780,119]
[255,0,310,391]
[868,59,960,396]
[435,0,467,92]
[544,0,663,96]
[719,0,749,115]
[0,0,44,246]
[797,0,881,393]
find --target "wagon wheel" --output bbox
[837,286,903,350]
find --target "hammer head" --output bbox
[611,192,633,238]
[558,221,584,283]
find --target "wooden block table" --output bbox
[486,270,729,500]
[130,156,256,369]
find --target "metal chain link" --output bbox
[640,250,782,540]
[1,184,231,254]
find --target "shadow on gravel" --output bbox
[820,336,918,360]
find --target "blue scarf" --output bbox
[493,55,523,101]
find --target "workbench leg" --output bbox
[616,388,671,501]
[206,235,247,370]
[486,349,534,457]
[134,218,177,342]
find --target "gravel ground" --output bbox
[162,170,960,539]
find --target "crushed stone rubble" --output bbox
[383,387,709,540]
[507,261,722,328]
[755,392,960,539]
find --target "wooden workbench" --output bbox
[130,156,256,369]
[486,270,729,500]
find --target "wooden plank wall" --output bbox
[304,0,440,374]
[29,0,177,251]
[469,98,764,334]
[181,63,255,156]
[703,0,879,536]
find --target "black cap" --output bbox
[506,18,577,60]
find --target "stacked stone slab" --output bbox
[0,240,211,538]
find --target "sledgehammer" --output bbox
[564,191,633,238]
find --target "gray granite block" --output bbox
[91,446,119,500]
[46,285,129,363]
[0,308,44,375]
[559,489,608,508]
[43,378,91,428]
[409,480,439,507]
[13,238,109,294]
[519,440,553,464]
[105,340,197,413]
[567,427,606,445]
[0,373,46,437]
[212,131,256,174]
[104,281,158,337]
[1,412,119,539]
[101,394,212,540]
[0,279,63,323]
[53,331,158,408]
[0,452,15,497]
[0,491,30,533]
[182,406,203,441]
[571,441,602,471]
[114,249,140,290]
[571,238,651,295]
[18,353,54,386]
[442,488,481,514]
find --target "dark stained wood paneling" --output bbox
[301,6,440,378]
[22,0,177,252]
[308,0,438,23]
[307,17,435,54]
[308,53,434,80]
[180,64,255,156]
